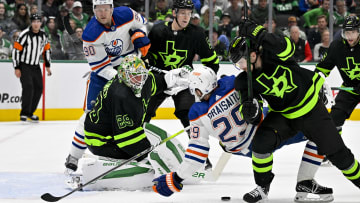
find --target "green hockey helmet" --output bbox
[118,55,148,97]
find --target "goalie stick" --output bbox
[41,126,190,202]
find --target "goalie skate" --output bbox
[65,172,83,190]
[294,179,334,202]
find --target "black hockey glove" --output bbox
[240,98,262,125]
[238,20,266,45]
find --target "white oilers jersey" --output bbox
[82,6,147,80]
[176,76,258,179]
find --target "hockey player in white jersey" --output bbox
[65,0,151,173]
[152,67,334,202]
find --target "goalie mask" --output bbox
[189,66,217,102]
[118,55,148,97]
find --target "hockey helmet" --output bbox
[30,13,41,21]
[229,36,259,70]
[341,15,360,43]
[173,0,194,10]
[118,55,149,97]
[189,66,217,101]
[93,0,113,11]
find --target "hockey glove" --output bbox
[153,172,183,197]
[129,29,151,57]
[164,67,190,88]
[240,98,262,125]
[318,72,335,106]
[238,20,266,44]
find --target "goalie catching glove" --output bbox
[152,172,183,197]
[240,98,262,125]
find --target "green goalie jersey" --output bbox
[147,21,219,73]
[84,72,167,158]
[234,33,324,119]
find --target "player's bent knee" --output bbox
[327,146,355,170]
[252,128,278,154]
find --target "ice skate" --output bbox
[294,179,334,202]
[65,154,79,174]
[20,115,39,123]
[65,172,83,190]
[243,185,270,203]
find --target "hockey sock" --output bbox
[297,141,324,182]
[252,152,274,187]
[342,159,360,188]
[69,113,87,159]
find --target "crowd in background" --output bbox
[0,0,359,62]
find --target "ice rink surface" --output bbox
[0,119,359,203]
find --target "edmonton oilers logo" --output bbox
[105,39,123,56]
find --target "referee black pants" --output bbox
[19,64,43,117]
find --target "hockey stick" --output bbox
[205,152,232,182]
[331,87,354,91]
[243,0,253,100]
[41,126,190,202]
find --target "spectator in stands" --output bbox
[29,4,37,15]
[313,29,330,62]
[208,28,228,61]
[203,0,228,12]
[200,7,218,31]
[273,0,300,16]
[149,0,172,22]
[62,0,74,12]
[345,0,356,13]
[44,17,66,60]
[298,0,320,15]
[251,0,276,25]
[225,0,242,27]
[190,13,201,26]
[290,25,312,62]
[12,3,30,31]
[0,26,12,59]
[283,16,307,40]
[62,18,79,59]
[67,27,85,60]
[218,12,233,40]
[0,2,18,40]
[307,15,328,50]
[263,18,284,36]
[333,0,350,31]
[303,0,330,30]
[70,1,89,29]
[201,2,223,23]
[6,0,25,18]
[42,0,59,20]
[10,29,20,44]
[57,5,70,32]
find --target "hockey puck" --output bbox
[221,196,231,201]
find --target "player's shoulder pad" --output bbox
[82,17,106,42]
[217,75,235,92]
[189,102,209,121]
[112,6,137,26]
[186,24,206,36]
[234,72,247,91]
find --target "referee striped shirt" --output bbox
[12,27,51,69]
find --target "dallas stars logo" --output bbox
[341,57,360,80]
[159,41,187,69]
[257,65,297,98]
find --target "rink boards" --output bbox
[1,61,359,121]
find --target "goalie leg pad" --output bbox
[77,157,155,191]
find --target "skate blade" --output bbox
[65,175,83,190]
[294,192,334,202]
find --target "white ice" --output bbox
[0,120,359,203]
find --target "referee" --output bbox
[12,14,52,122]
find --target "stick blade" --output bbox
[41,193,62,202]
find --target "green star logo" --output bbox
[159,41,187,69]
[340,57,360,80]
[257,65,297,98]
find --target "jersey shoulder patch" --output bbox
[189,102,209,121]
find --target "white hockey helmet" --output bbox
[118,55,149,97]
[93,0,113,11]
[189,66,217,101]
